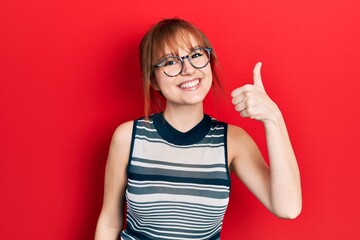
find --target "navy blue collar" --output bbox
[152,112,212,145]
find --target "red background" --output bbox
[1,0,360,239]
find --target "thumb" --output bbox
[253,62,264,89]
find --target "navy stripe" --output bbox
[134,136,224,148]
[129,166,228,181]
[132,157,226,169]
[135,128,225,145]
[128,172,230,186]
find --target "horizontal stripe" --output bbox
[126,198,228,213]
[136,125,224,133]
[128,209,225,222]
[205,134,224,138]
[132,139,226,165]
[127,185,229,199]
[128,200,227,212]
[136,125,157,132]
[132,157,226,169]
[128,172,230,186]
[127,180,229,199]
[127,198,228,208]
[134,132,225,145]
[126,192,229,206]
[136,124,224,133]
[137,119,153,124]
[129,166,228,181]
[127,210,224,224]
[127,214,223,232]
[127,211,226,224]
[135,126,225,138]
[135,135,224,148]
[128,179,230,191]
[131,160,226,173]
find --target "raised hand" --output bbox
[231,62,280,124]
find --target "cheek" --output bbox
[204,65,213,82]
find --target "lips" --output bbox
[178,79,201,90]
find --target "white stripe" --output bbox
[137,119,153,124]
[131,160,226,173]
[128,182,229,193]
[127,204,227,216]
[128,179,229,190]
[210,126,224,130]
[205,134,224,138]
[128,207,226,219]
[136,125,157,132]
[126,192,229,206]
[126,195,228,211]
[133,139,225,165]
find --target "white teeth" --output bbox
[179,79,200,89]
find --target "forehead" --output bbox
[163,35,200,55]
[154,31,205,61]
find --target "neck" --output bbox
[163,103,204,133]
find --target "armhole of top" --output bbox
[126,119,137,174]
[224,123,231,188]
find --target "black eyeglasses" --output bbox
[154,47,212,77]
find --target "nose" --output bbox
[181,56,195,75]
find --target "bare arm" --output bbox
[94,121,133,240]
[230,62,302,219]
[263,110,302,218]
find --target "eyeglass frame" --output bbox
[154,47,212,77]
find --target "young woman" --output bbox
[95,18,302,240]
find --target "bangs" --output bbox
[152,27,208,64]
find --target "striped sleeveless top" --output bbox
[121,113,231,240]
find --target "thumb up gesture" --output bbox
[231,62,280,124]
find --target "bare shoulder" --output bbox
[228,124,245,136]
[227,124,252,143]
[107,120,134,167]
[227,124,262,170]
[112,120,134,144]
[227,124,255,153]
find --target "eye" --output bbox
[163,57,180,66]
[191,51,204,59]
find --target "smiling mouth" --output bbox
[178,79,201,89]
